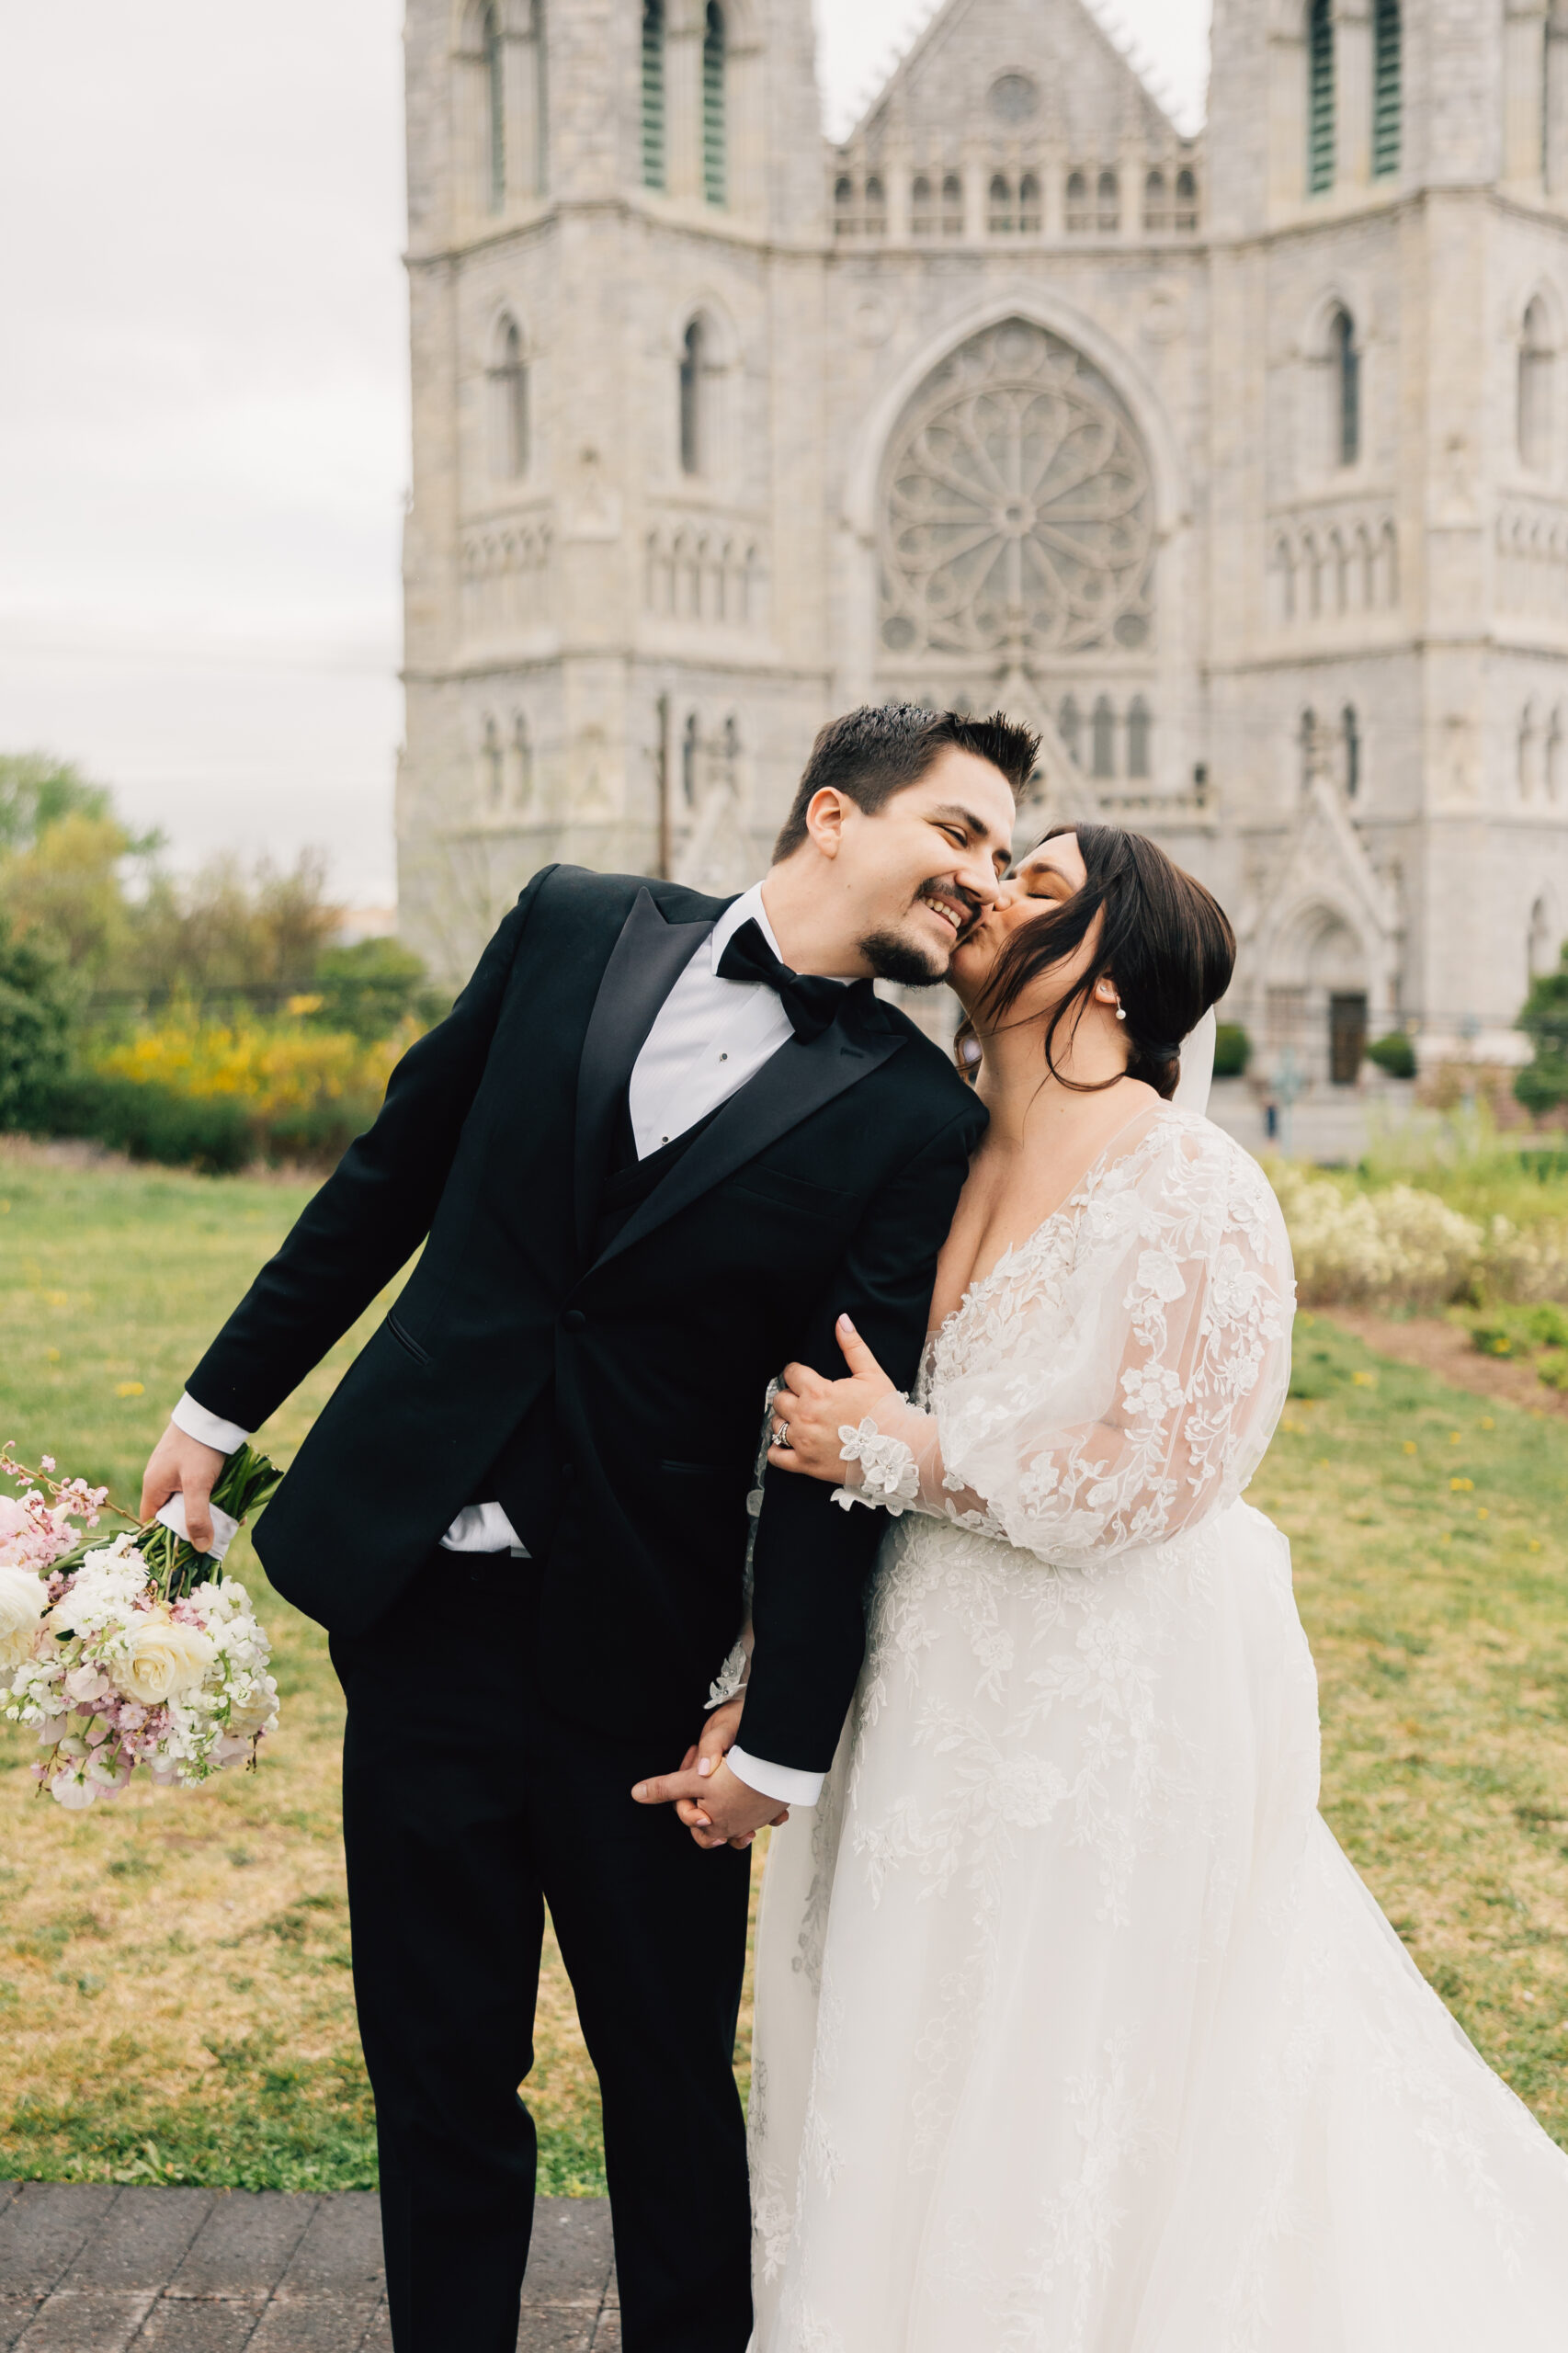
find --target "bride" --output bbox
[738,824,1568,2350]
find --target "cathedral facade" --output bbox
[399,0,1568,1080]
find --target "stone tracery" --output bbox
[877,319,1157,663]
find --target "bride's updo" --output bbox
[969,824,1235,1102]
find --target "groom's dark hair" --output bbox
[771,703,1039,861]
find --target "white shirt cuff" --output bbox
[726,1745,824,1810]
[172,1392,249,1456]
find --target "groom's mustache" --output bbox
[917,876,986,941]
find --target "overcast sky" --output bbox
[0,0,1208,906]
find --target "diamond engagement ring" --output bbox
[773,1420,792,1449]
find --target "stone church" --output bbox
[397,0,1568,1081]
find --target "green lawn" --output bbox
[2,1147,1566,2191]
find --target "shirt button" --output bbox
[562,1309,587,1334]
[719,1051,729,1062]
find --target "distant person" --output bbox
[139,705,1031,2353]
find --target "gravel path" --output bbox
[0,2183,618,2351]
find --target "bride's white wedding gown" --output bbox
[747,1107,1568,2351]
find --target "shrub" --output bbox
[1516,942,1568,1116]
[1525,1302,1568,1349]
[0,913,73,1129]
[1367,1031,1417,1080]
[74,1012,403,1170]
[95,1016,401,1126]
[40,1073,253,1175]
[1271,1165,1484,1308]
[1212,1022,1250,1078]
[308,937,439,1043]
[1479,1215,1568,1303]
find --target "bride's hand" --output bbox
[767,1316,899,1483]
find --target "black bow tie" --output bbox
[716,918,857,1043]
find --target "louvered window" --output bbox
[703,4,726,207]
[1373,0,1401,177]
[642,0,665,192]
[1308,0,1335,194]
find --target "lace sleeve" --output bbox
[835,1122,1295,1561]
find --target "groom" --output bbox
[140,703,1034,2353]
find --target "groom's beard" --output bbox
[859,885,986,988]
[858,926,949,987]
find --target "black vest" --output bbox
[483,1098,722,1552]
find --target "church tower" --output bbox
[398,0,830,977]
[1204,0,1568,1072]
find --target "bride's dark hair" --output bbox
[957,824,1235,1103]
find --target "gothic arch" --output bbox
[664,289,741,369]
[452,0,535,42]
[1301,283,1371,359]
[841,288,1188,548]
[1529,890,1560,978]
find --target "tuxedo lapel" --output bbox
[588,997,905,1275]
[573,888,715,1254]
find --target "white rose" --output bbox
[0,1563,49,1670]
[116,1613,217,1706]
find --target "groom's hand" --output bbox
[141,1420,226,1553]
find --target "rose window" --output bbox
[878,319,1156,662]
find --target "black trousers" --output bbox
[331,1554,754,2353]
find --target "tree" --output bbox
[1516,942,1568,1116]
[0,811,132,979]
[309,936,442,1041]
[0,911,72,1128]
[0,751,158,857]
[120,849,342,1003]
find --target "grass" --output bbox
[1253,1313,1568,2144]
[2,1147,1566,2187]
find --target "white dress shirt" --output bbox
[173,881,836,1808]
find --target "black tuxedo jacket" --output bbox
[187,866,986,1771]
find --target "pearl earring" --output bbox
[1114,1002,1127,1022]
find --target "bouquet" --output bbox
[0,1441,283,1810]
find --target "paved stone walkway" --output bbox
[0,2184,619,2351]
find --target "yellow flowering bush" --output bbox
[69,1013,419,1169]
[95,1016,403,1121]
